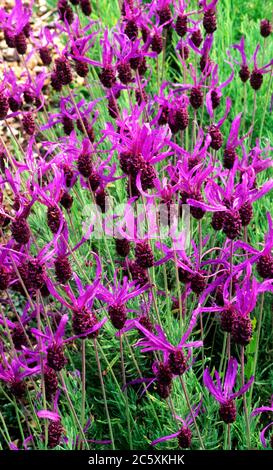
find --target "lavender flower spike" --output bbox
[151,400,204,448]
[204,358,254,424]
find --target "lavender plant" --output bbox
[0,0,272,451]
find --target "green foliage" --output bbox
[0,0,272,451]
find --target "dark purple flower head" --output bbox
[154,231,209,293]
[37,407,64,449]
[260,19,272,38]
[201,0,219,34]
[0,84,9,120]
[21,72,47,111]
[122,2,142,41]
[107,109,172,170]
[229,41,272,89]
[98,274,149,305]
[3,69,23,112]
[153,0,172,29]
[201,263,270,343]
[58,0,74,25]
[168,152,214,219]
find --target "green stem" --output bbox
[167,396,180,430]
[225,241,234,367]
[93,338,115,450]
[179,377,205,449]
[124,335,163,433]
[219,333,227,376]
[259,66,273,142]
[241,346,251,449]
[0,412,12,445]
[242,82,247,134]
[80,339,86,448]
[228,423,231,450]
[119,335,133,450]
[59,372,89,449]
[14,401,25,444]
[250,91,257,146]
[161,29,167,84]
[156,56,159,92]
[173,249,184,331]
[198,220,205,370]
[37,292,48,448]
[249,292,264,403]
[192,110,197,150]
[148,271,163,327]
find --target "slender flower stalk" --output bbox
[198,220,205,370]
[80,339,86,449]
[36,292,48,448]
[0,0,272,452]
[241,346,251,448]
[179,377,205,449]
[250,91,257,145]
[119,334,133,450]
[93,338,115,450]
[204,358,254,450]
[59,372,89,449]
[249,292,265,403]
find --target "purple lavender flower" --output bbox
[0,343,40,399]
[201,0,219,34]
[231,38,273,89]
[235,213,273,279]
[0,0,33,53]
[151,400,203,448]
[205,63,234,118]
[31,314,69,372]
[187,160,273,239]
[204,358,254,424]
[37,409,64,448]
[230,36,250,82]
[260,19,272,38]
[250,45,273,91]
[189,33,214,74]
[123,307,202,368]
[98,275,149,330]
[46,253,107,339]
